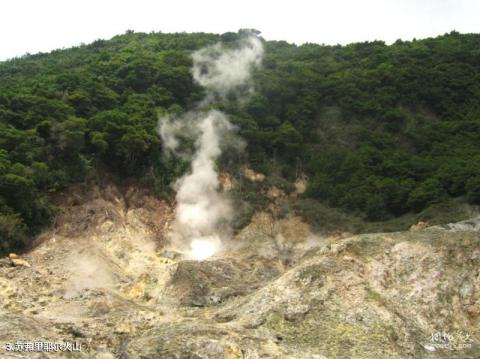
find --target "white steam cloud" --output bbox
[192,36,264,100]
[63,252,115,299]
[159,35,264,260]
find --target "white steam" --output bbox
[158,115,180,154]
[192,36,264,100]
[170,111,235,248]
[159,35,264,260]
[63,252,115,299]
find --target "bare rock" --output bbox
[0,258,11,267]
[243,167,265,182]
[410,220,430,231]
[284,303,310,322]
[9,254,31,268]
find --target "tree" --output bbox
[407,179,448,211]
[466,177,480,204]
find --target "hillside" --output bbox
[1,30,480,251]
[0,182,478,358]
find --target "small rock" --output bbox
[284,303,310,322]
[331,243,346,255]
[114,322,133,334]
[242,316,266,329]
[68,326,87,338]
[210,293,222,304]
[410,221,429,231]
[0,258,11,267]
[9,253,31,267]
[10,258,31,268]
[243,167,265,182]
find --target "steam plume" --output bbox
[192,36,264,100]
[159,35,264,260]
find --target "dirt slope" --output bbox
[0,184,478,358]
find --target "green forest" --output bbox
[1,30,480,253]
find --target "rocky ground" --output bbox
[0,183,479,358]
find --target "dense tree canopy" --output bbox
[1,30,480,252]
